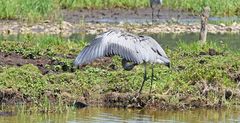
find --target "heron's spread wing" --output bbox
[140,36,167,57]
[138,35,169,63]
[74,29,144,66]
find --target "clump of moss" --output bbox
[0,64,46,99]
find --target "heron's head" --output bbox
[156,56,170,68]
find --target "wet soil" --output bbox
[0,52,114,74]
[0,8,239,36]
[0,52,51,74]
[102,92,208,109]
[62,8,198,24]
[1,87,238,111]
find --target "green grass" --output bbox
[165,0,240,17]
[59,0,148,9]
[59,0,240,16]
[0,34,84,57]
[0,0,239,22]
[0,34,240,112]
[0,0,58,22]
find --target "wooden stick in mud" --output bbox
[199,6,210,44]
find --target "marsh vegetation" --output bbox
[0,34,239,112]
[0,0,239,118]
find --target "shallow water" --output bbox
[0,107,240,123]
[83,16,240,24]
[62,8,240,24]
[1,32,239,51]
[69,33,240,51]
[149,33,240,51]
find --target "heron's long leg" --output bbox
[152,8,154,22]
[149,64,154,94]
[157,9,161,19]
[139,63,147,94]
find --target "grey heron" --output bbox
[74,29,170,94]
[150,0,163,20]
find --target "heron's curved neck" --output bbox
[122,59,137,71]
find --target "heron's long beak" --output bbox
[165,62,171,68]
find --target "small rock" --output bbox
[199,51,207,55]
[225,90,232,100]
[199,59,206,64]
[232,22,237,26]
[74,101,88,109]
[109,64,118,70]
[226,27,232,32]
[16,63,22,66]
[62,21,73,28]
[43,20,50,23]
[26,53,35,59]
[219,23,225,27]
[62,64,69,71]
[177,65,185,70]
[208,48,217,56]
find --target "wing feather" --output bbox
[74,29,164,66]
[139,35,170,63]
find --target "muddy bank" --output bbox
[0,52,114,74]
[0,52,51,74]
[1,8,240,36]
[1,87,240,111]
[61,8,198,24]
[1,20,240,37]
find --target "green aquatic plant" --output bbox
[0,64,46,99]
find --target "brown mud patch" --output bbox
[228,68,240,85]
[62,8,197,24]
[0,88,27,104]
[0,52,51,74]
[77,57,114,70]
[0,52,114,74]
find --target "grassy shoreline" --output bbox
[0,0,239,22]
[0,34,239,112]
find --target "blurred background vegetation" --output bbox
[0,0,239,21]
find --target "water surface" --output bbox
[1,32,239,51]
[69,33,240,51]
[0,107,240,123]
